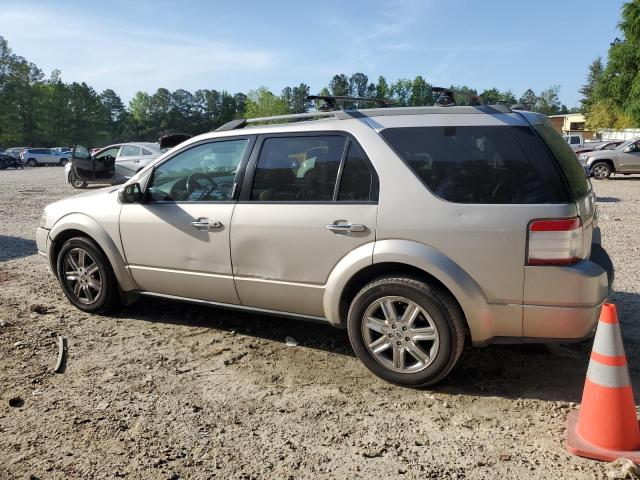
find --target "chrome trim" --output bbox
[138,291,331,324]
[128,265,233,280]
[233,275,325,289]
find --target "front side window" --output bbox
[251,136,346,201]
[120,145,141,157]
[381,125,569,204]
[148,139,249,202]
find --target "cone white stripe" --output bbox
[587,362,631,388]
[593,322,626,357]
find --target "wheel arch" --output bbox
[323,239,494,343]
[49,214,136,291]
[590,158,615,172]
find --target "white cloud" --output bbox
[0,4,281,100]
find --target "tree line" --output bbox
[580,0,640,130]
[1,34,572,149]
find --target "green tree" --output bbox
[410,76,433,106]
[518,89,538,109]
[390,79,412,107]
[245,87,288,119]
[375,76,389,100]
[329,74,350,96]
[579,57,604,113]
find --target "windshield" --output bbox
[616,140,636,151]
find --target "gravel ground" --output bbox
[1,167,639,480]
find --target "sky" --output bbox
[0,0,627,108]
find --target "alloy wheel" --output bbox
[592,164,610,178]
[361,296,440,373]
[63,248,102,304]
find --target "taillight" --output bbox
[527,217,583,266]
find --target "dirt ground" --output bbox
[1,167,639,480]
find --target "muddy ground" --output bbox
[1,167,639,479]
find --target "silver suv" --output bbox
[22,148,71,167]
[579,138,640,179]
[36,102,613,386]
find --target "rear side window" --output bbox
[251,136,346,201]
[381,126,568,204]
[337,141,379,201]
[120,145,141,157]
[533,121,588,200]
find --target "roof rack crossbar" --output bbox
[307,95,392,111]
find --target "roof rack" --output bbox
[214,111,340,132]
[307,95,393,111]
[432,87,483,107]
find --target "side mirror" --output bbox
[118,183,143,204]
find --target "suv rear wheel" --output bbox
[347,276,465,387]
[591,161,612,179]
[27,159,37,167]
[56,237,120,313]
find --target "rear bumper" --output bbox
[521,244,612,340]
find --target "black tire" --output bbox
[591,162,612,179]
[56,236,120,314]
[347,276,465,387]
[27,159,37,167]
[59,158,69,166]
[68,173,87,189]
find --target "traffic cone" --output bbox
[566,303,640,463]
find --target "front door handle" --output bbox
[190,218,223,230]
[325,220,366,233]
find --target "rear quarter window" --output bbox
[380,125,569,204]
[532,120,589,200]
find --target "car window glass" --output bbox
[251,136,346,201]
[337,142,379,201]
[142,148,153,155]
[381,125,569,204]
[570,137,580,144]
[120,145,141,157]
[148,139,248,202]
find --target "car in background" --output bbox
[575,140,624,155]
[579,138,640,178]
[21,148,71,167]
[563,134,584,152]
[0,152,24,169]
[65,142,163,188]
[51,147,72,155]
[5,147,26,158]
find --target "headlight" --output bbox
[39,212,47,228]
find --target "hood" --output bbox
[582,149,622,160]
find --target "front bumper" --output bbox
[521,243,613,339]
[36,227,51,269]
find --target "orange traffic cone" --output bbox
[566,303,640,463]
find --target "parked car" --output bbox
[65,142,163,188]
[579,138,640,179]
[21,148,71,167]
[37,102,612,387]
[0,152,24,169]
[5,147,26,158]
[575,140,624,155]
[563,133,584,152]
[51,147,72,155]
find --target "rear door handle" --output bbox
[325,221,366,233]
[190,218,223,230]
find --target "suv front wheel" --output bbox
[56,237,120,313]
[591,161,612,179]
[347,276,465,387]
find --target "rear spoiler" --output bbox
[159,133,192,150]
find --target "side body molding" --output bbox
[323,239,494,343]
[49,213,137,292]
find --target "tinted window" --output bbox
[148,139,248,202]
[251,136,346,201]
[120,145,141,157]
[381,125,569,204]
[337,141,379,201]
[533,120,588,200]
[570,137,580,145]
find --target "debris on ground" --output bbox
[605,458,640,479]
[29,304,49,314]
[285,336,298,347]
[8,397,24,408]
[53,336,67,373]
[0,319,12,327]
